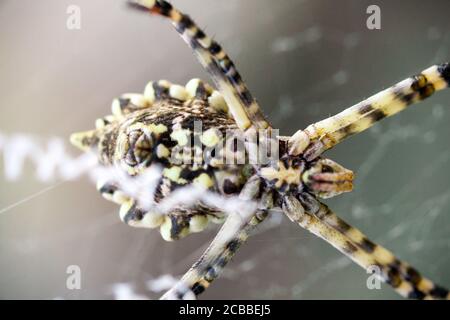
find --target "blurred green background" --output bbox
[0,0,449,299]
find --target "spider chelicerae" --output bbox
[70,0,450,299]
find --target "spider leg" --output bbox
[129,0,270,131]
[289,63,450,159]
[160,176,271,299]
[283,195,449,299]
[311,199,450,300]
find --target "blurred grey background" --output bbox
[0,0,449,299]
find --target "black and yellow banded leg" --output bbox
[292,63,450,160]
[311,200,450,300]
[129,0,270,131]
[282,195,449,299]
[161,176,269,299]
[161,210,268,299]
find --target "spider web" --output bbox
[0,0,449,299]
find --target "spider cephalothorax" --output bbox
[71,0,450,300]
[259,149,354,199]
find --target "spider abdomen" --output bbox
[72,79,254,241]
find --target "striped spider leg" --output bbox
[161,176,272,299]
[289,63,450,159]
[129,0,270,131]
[283,195,450,299]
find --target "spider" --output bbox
[70,0,450,300]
